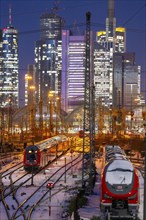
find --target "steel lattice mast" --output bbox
[82,12,95,192]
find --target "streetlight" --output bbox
[28,85,36,137]
[55,96,60,135]
[48,91,54,136]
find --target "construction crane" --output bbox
[82,12,95,193]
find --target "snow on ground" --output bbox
[1,153,83,220]
[1,156,145,220]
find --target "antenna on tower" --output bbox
[72,20,81,35]
[9,4,12,26]
[51,1,65,15]
[51,1,60,15]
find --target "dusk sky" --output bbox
[0,0,145,103]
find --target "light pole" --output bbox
[55,96,60,135]
[48,91,54,136]
[28,85,36,140]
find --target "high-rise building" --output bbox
[0,17,18,108]
[94,45,113,107]
[35,9,64,105]
[94,0,141,109]
[40,10,63,40]
[61,30,86,113]
[113,53,141,108]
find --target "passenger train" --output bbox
[23,135,70,171]
[100,145,139,220]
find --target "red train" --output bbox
[100,154,139,219]
[23,135,70,171]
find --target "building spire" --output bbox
[108,0,115,23]
[106,0,116,41]
[9,4,12,26]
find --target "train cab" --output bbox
[23,145,41,171]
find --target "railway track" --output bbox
[0,152,83,220]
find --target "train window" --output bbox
[30,154,36,161]
[106,160,133,185]
[26,150,37,161]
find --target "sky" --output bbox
[0,0,146,105]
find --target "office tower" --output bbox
[94,0,141,109]
[40,11,63,40]
[94,0,116,108]
[94,45,113,107]
[35,9,64,105]
[113,53,141,108]
[0,16,18,108]
[61,30,86,113]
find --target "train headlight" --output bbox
[104,193,112,199]
[28,150,32,153]
[128,194,136,200]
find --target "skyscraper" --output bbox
[35,9,64,105]
[61,30,86,113]
[0,9,19,108]
[113,52,141,108]
[94,0,141,109]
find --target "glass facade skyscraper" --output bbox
[35,11,63,105]
[113,53,141,108]
[0,25,19,108]
[94,0,141,109]
[40,12,63,40]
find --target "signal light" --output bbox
[47,182,54,189]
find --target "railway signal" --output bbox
[47,182,54,204]
[47,182,54,189]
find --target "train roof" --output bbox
[51,136,62,142]
[51,135,68,142]
[107,159,133,171]
[25,145,39,151]
[105,159,134,185]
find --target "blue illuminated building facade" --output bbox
[0,25,19,108]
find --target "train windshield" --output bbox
[106,159,134,185]
[26,146,38,161]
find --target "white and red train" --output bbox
[100,145,139,220]
[23,135,70,171]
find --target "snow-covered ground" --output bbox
[0,153,83,220]
[0,156,145,220]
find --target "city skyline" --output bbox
[0,0,145,104]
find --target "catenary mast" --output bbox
[82,12,95,193]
